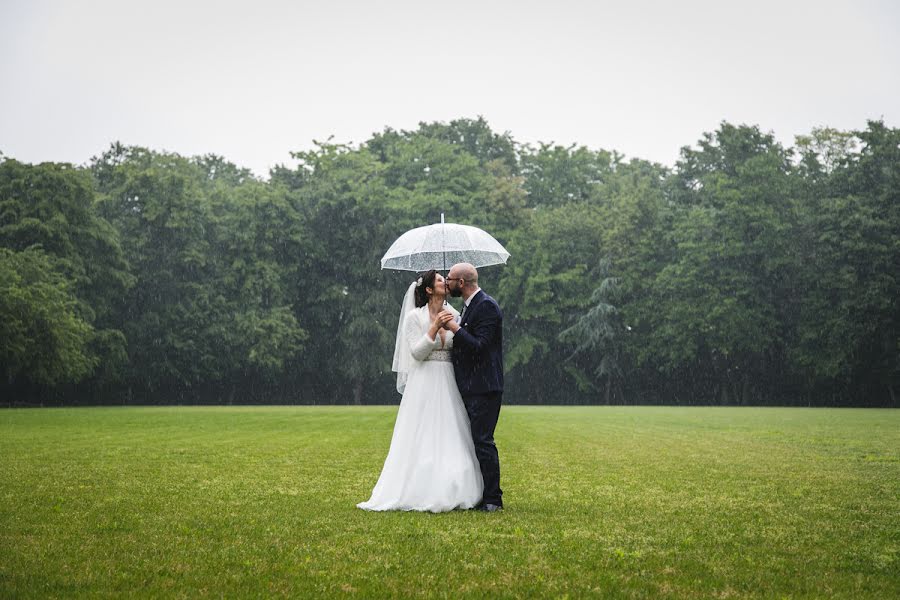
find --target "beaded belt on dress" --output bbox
[424,349,452,362]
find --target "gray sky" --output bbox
[2,0,898,177]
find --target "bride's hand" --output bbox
[428,313,445,339]
[437,310,457,330]
[428,311,453,338]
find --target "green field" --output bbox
[1,406,897,598]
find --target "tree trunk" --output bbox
[353,382,363,405]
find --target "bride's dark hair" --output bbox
[413,270,439,308]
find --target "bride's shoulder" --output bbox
[405,306,427,322]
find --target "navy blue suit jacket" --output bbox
[451,290,504,396]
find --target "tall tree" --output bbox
[496,203,606,403]
[0,159,132,392]
[93,145,305,401]
[0,247,94,389]
[280,141,399,404]
[642,123,795,404]
[559,259,626,404]
[791,121,900,405]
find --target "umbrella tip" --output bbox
[441,212,445,224]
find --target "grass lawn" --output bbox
[1,406,898,598]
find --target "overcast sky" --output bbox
[2,0,898,177]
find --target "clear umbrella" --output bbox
[381,214,510,272]
[382,215,510,394]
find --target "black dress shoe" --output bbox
[476,503,503,512]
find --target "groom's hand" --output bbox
[438,310,459,332]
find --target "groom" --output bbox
[441,262,504,512]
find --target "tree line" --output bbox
[1,117,897,406]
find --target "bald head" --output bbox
[451,262,477,283]
[448,262,479,299]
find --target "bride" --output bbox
[357,270,483,512]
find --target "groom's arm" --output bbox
[446,303,501,353]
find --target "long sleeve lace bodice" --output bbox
[405,306,457,362]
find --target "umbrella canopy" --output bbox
[381,215,511,272]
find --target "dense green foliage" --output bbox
[1,406,897,597]
[1,117,898,405]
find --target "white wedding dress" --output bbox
[357,304,483,512]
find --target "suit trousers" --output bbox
[463,391,503,506]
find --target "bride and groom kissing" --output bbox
[358,262,504,513]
